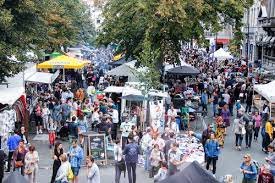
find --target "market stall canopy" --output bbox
[104,86,125,93]
[210,48,233,61]
[122,94,147,101]
[167,66,200,76]
[0,63,35,105]
[3,170,28,183]
[254,80,275,103]
[37,55,85,69]
[25,70,60,84]
[107,60,146,82]
[159,161,219,183]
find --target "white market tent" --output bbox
[25,70,59,84]
[0,63,36,105]
[104,86,125,93]
[210,48,233,61]
[254,81,275,103]
[254,80,275,118]
[107,60,147,82]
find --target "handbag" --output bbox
[15,160,23,168]
[67,166,74,180]
[25,168,33,175]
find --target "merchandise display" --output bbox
[0,110,17,151]
[176,134,204,164]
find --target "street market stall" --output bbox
[107,60,147,82]
[37,55,85,82]
[253,80,275,118]
[210,48,233,61]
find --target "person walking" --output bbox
[240,154,257,183]
[252,111,262,141]
[120,117,134,149]
[149,144,165,178]
[48,119,57,149]
[51,142,64,183]
[245,116,254,149]
[265,144,275,177]
[141,127,152,172]
[86,156,100,183]
[167,142,184,176]
[123,135,140,183]
[0,149,7,183]
[114,140,123,183]
[55,154,71,183]
[233,116,245,151]
[24,145,39,183]
[13,140,28,175]
[68,139,84,183]
[264,119,273,152]
[6,130,21,172]
[205,133,220,176]
[19,126,28,145]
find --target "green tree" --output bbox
[0,0,95,82]
[136,35,161,89]
[98,0,253,68]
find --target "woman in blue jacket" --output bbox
[205,132,220,176]
[240,154,257,183]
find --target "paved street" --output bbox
[3,112,267,183]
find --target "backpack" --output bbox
[251,160,260,174]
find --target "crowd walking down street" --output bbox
[0,48,274,183]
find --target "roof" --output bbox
[25,71,59,84]
[160,161,220,183]
[167,66,200,76]
[37,55,85,69]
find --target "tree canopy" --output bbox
[97,0,253,68]
[0,0,95,82]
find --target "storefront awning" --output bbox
[216,38,230,44]
[25,70,59,84]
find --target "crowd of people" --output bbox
[1,48,275,183]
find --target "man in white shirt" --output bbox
[109,107,119,140]
[222,90,230,104]
[86,83,96,103]
[120,118,134,149]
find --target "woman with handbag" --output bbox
[24,145,39,183]
[13,140,28,175]
[51,142,64,183]
[55,154,71,183]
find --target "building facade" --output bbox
[256,0,275,67]
[82,0,106,34]
[242,0,262,63]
